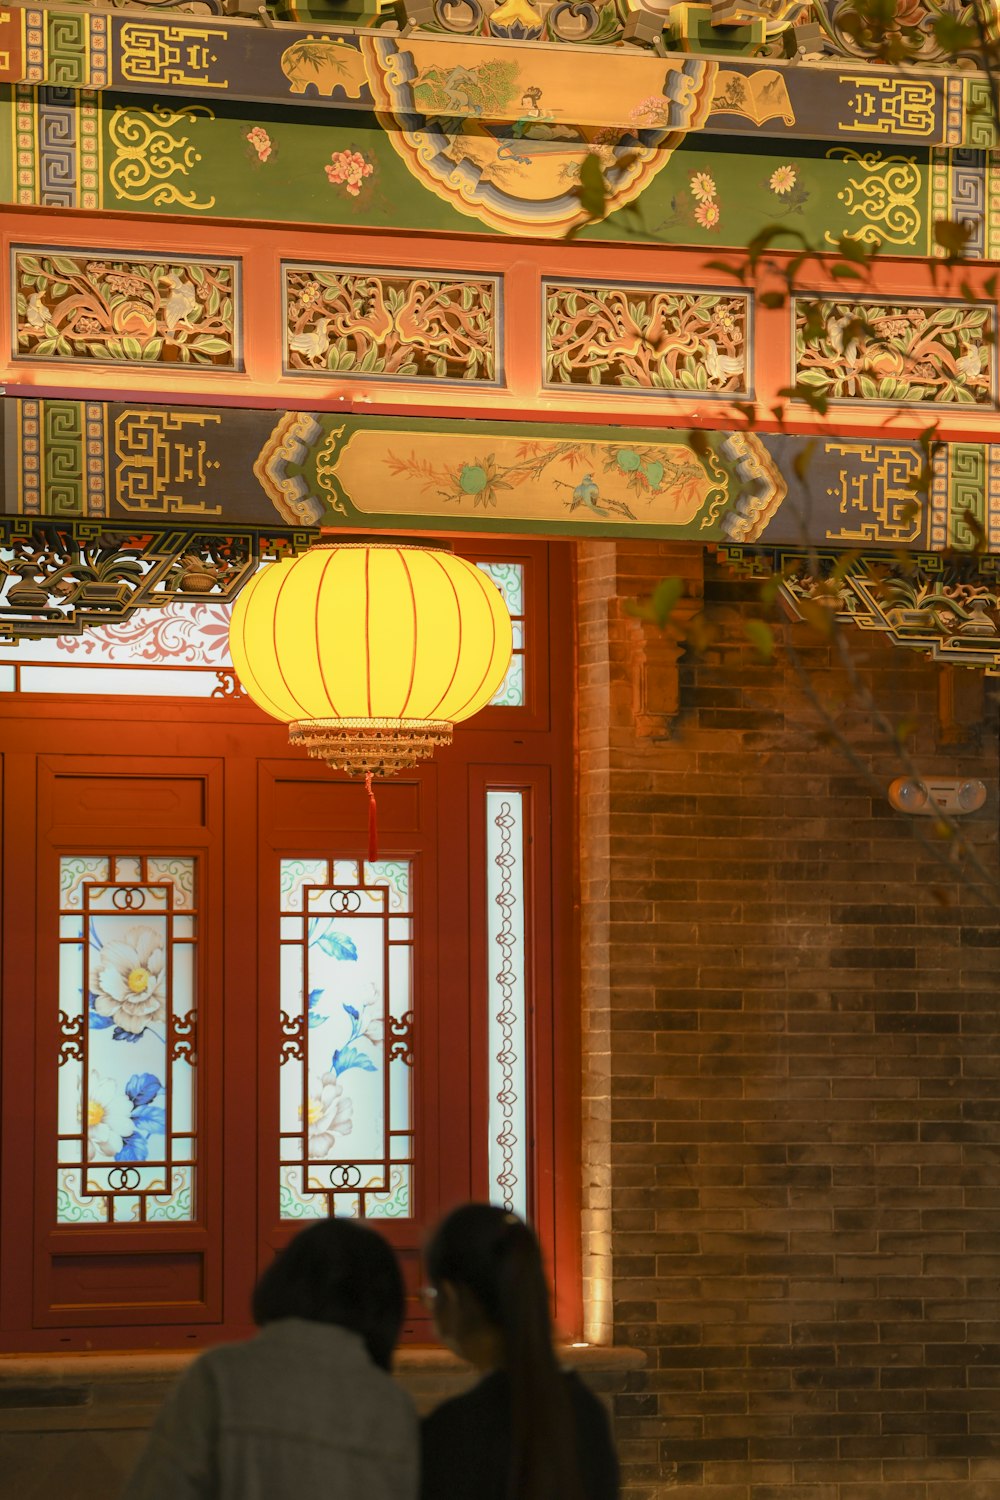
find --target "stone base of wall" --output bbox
[0,1344,644,1499]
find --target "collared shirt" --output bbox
[126,1319,418,1500]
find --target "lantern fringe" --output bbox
[288,717,453,778]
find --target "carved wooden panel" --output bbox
[543,279,752,398]
[282,263,501,382]
[793,295,996,406]
[12,248,241,369]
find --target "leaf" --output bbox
[125,1072,162,1106]
[317,931,358,961]
[51,255,82,278]
[115,1132,150,1163]
[113,1026,144,1044]
[308,987,325,1009]
[88,1006,114,1030]
[623,576,684,629]
[830,264,866,280]
[777,382,829,415]
[760,291,787,309]
[933,218,974,261]
[330,1044,377,1076]
[344,1003,360,1020]
[792,439,816,483]
[131,1104,166,1135]
[192,336,232,355]
[577,151,607,222]
[745,619,775,661]
[797,599,835,638]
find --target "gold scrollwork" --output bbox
[119,23,229,89]
[838,74,937,137]
[108,102,216,211]
[314,427,350,519]
[825,148,922,249]
[823,441,924,544]
[114,409,223,514]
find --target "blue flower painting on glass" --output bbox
[56,856,197,1225]
[279,859,413,1222]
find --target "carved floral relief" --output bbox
[544,280,751,397]
[794,297,995,406]
[283,265,501,382]
[13,249,240,368]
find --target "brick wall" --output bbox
[578,540,1000,1500]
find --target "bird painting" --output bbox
[557,474,636,521]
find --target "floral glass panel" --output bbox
[279,859,413,1221]
[486,793,528,1219]
[57,856,198,1224]
[477,562,525,708]
[0,603,237,699]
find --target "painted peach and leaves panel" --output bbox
[793,296,995,406]
[544,280,751,397]
[283,265,501,383]
[12,248,240,368]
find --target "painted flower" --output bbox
[695,199,721,229]
[86,1071,136,1160]
[630,95,669,125]
[690,171,717,203]
[298,280,323,307]
[325,149,374,197]
[86,261,107,278]
[247,125,272,162]
[92,924,167,1034]
[769,165,797,195]
[304,1072,354,1159]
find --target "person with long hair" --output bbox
[420,1203,618,1500]
[125,1219,417,1500]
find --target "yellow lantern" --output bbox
[229,540,513,779]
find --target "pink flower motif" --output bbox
[246,126,272,163]
[325,148,374,197]
[695,199,720,229]
[630,95,669,125]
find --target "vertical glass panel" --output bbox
[56,855,198,1225]
[477,562,525,707]
[486,792,528,1219]
[279,857,414,1221]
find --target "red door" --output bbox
[0,541,579,1351]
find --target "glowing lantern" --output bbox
[229,541,512,848]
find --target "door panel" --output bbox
[0,541,579,1350]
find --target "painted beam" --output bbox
[2,83,995,253]
[0,4,993,151]
[4,396,1000,553]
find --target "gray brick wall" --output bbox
[579,540,1000,1500]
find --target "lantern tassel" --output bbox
[365,771,379,863]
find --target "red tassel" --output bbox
[365,771,379,862]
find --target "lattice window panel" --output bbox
[56,855,198,1224]
[278,859,414,1221]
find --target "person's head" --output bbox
[424,1204,582,1500]
[252,1218,405,1371]
[424,1202,552,1368]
